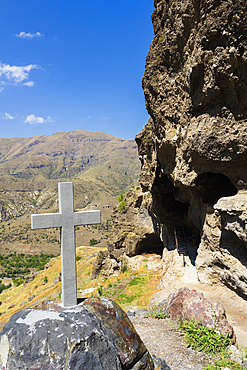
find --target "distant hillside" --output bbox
[0,130,139,184]
[0,130,140,221]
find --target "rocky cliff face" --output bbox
[139,0,247,298]
[94,0,247,300]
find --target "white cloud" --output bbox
[3,113,15,120]
[0,81,6,91]
[0,62,40,84]
[24,115,44,125]
[16,31,44,39]
[24,115,55,125]
[100,115,108,120]
[23,81,35,87]
[47,116,55,123]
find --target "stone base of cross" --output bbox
[31,182,101,307]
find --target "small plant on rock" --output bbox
[203,353,242,370]
[144,307,167,319]
[117,193,125,202]
[117,201,126,212]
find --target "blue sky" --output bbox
[0,1,154,140]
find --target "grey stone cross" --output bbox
[31,182,101,307]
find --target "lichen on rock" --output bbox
[0,298,155,370]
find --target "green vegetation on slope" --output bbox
[0,253,56,278]
[0,247,162,327]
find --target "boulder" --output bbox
[162,287,235,340]
[23,271,38,287]
[0,297,155,370]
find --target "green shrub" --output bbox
[0,283,11,294]
[89,238,98,246]
[44,276,48,283]
[179,319,231,354]
[97,285,103,296]
[117,201,126,212]
[13,277,24,287]
[121,263,128,273]
[117,193,124,202]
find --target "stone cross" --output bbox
[31,182,101,307]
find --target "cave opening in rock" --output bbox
[159,191,201,263]
[171,200,200,265]
[195,173,237,204]
[136,234,164,256]
[172,200,190,214]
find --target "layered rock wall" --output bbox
[93,0,247,300]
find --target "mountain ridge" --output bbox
[0,129,140,222]
[0,130,139,182]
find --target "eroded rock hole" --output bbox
[136,234,164,256]
[172,200,190,213]
[195,173,237,204]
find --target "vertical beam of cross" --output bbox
[31,182,101,307]
[59,182,77,308]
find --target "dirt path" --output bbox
[130,315,211,370]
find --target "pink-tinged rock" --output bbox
[164,287,235,341]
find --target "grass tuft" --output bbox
[144,307,168,319]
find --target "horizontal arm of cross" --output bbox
[31,213,63,230]
[73,210,101,226]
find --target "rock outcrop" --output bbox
[92,186,163,278]
[0,202,9,222]
[0,298,155,370]
[93,0,247,301]
[160,287,235,340]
